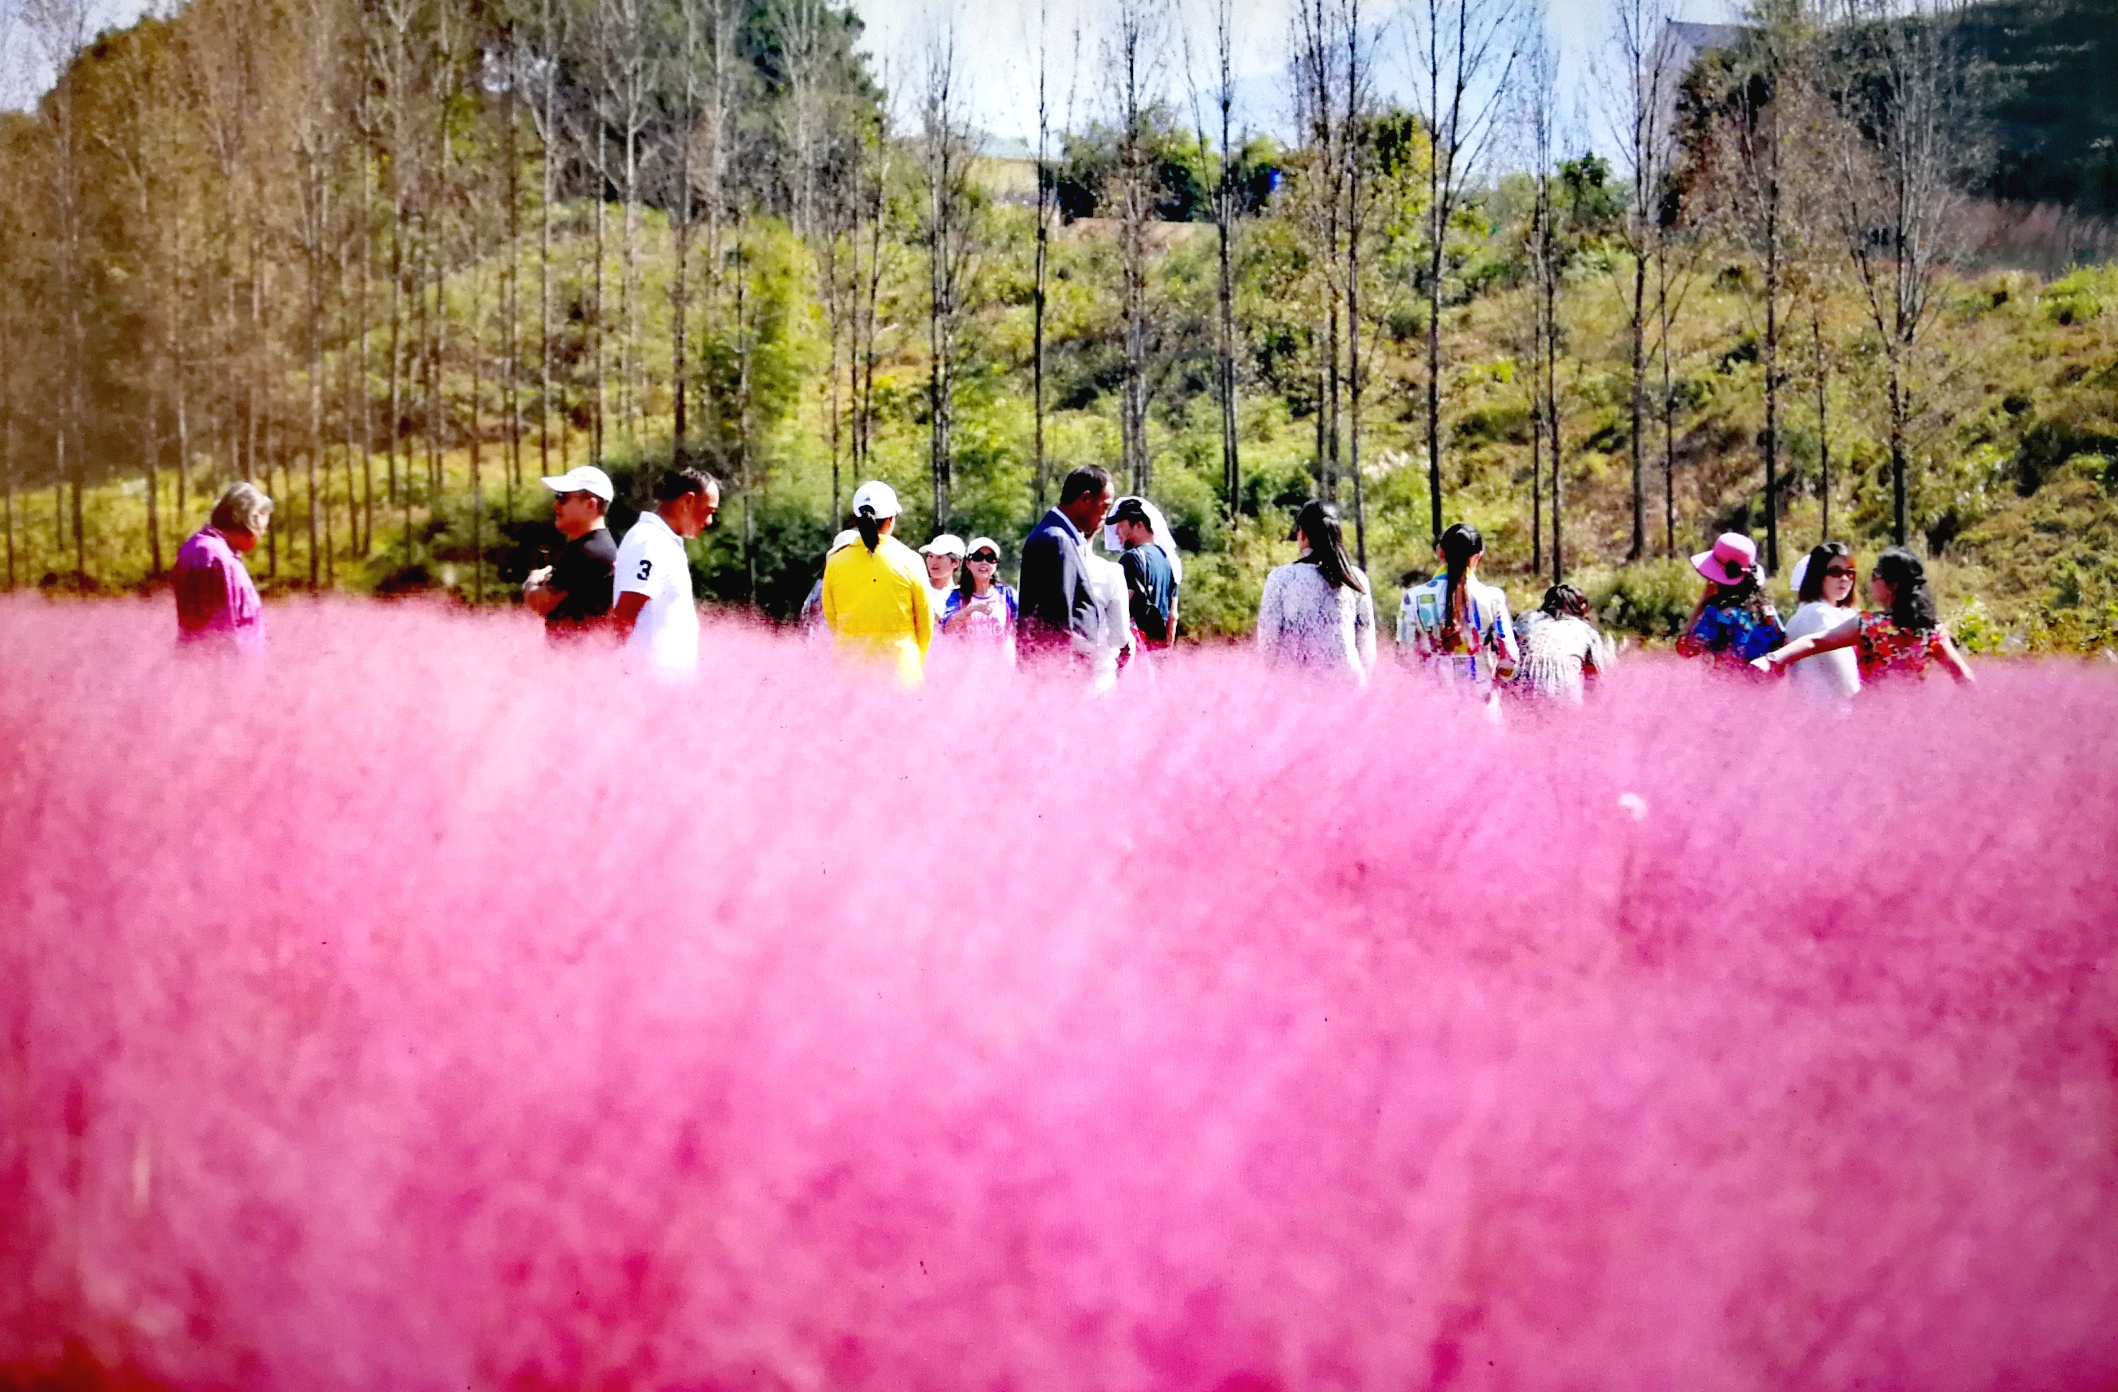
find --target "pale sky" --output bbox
[5,0,1737,163]
[857,0,1738,154]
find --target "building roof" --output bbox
[1662,20,1751,57]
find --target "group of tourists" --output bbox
[1674,530,1974,690]
[167,468,1974,699]
[1250,507,1608,710]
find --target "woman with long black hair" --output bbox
[1255,500,1376,682]
[1399,523,1520,710]
[1755,546,1973,686]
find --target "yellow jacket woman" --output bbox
[822,481,933,685]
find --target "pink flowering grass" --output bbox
[2,597,2115,1391]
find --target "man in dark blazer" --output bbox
[1017,465,1115,665]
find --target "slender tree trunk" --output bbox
[1627,247,1646,560]
[144,392,163,578]
[1346,192,1365,568]
[471,265,484,604]
[1763,248,1780,574]
[1216,91,1238,528]
[1888,357,1908,545]
[505,90,522,521]
[1547,250,1562,586]
[356,157,372,556]
[1425,280,1442,541]
[673,170,690,468]
[593,143,607,464]
[1323,302,1340,501]
[1658,234,1676,559]
[3,342,14,590]
[1813,310,1830,543]
[1032,172,1048,507]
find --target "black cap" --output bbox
[1108,497,1152,527]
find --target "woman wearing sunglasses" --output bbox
[1780,541,1862,701]
[1755,546,1973,687]
[941,536,1018,649]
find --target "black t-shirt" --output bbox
[546,528,617,633]
[1120,543,1176,645]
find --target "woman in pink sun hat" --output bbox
[1675,531,1784,670]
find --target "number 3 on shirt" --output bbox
[636,559,652,582]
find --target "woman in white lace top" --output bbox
[1255,500,1377,683]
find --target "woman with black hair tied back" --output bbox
[1255,500,1376,683]
[1399,523,1520,712]
[1755,546,1973,686]
[1516,584,1612,705]
[821,480,934,686]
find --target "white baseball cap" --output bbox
[540,466,614,503]
[851,480,900,518]
[964,536,1001,560]
[920,533,966,558]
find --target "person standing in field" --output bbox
[1754,546,1974,687]
[1399,522,1519,709]
[941,536,1018,650]
[1778,542,1862,701]
[1515,584,1612,705]
[1017,465,1114,669]
[1676,532,1783,672]
[1256,500,1376,683]
[822,480,934,686]
[919,534,965,627]
[522,466,617,641]
[613,468,718,675]
[1106,497,1176,652]
[173,482,272,653]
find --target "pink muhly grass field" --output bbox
[2,597,2115,1391]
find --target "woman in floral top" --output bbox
[1754,547,1974,686]
[1676,532,1783,671]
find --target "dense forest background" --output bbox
[0,0,2113,647]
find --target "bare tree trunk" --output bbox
[1763,238,1780,573]
[1812,308,1830,542]
[536,0,559,480]
[470,263,484,604]
[1344,0,1366,567]
[504,85,522,521]
[1112,0,1160,496]
[1411,0,1525,543]
[356,136,372,556]
[921,25,974,526]
[1215,0,1239,528]
[1033,3,1052,508]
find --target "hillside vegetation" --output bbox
[0,0,2113,650]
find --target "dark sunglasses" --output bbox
[1822,565,1856,579]
[968,552,999,564]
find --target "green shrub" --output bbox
[1588,560,1700,640]
[2040,268,2112,326]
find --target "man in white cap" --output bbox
[523,465,618,640]
[613,467,719,674]
[918,533,965,624]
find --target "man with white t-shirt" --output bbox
[612,467,719,673]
